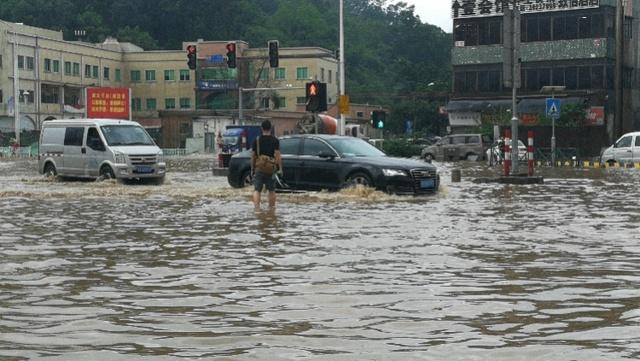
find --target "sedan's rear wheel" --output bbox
[241,169,254,188]
[344,172,373,189]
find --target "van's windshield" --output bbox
[101,125,155,146]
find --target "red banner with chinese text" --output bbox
[86,88,130,119]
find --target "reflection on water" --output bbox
[1,159,639,360]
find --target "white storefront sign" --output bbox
[449,112,481,127]
[451,0,600,19]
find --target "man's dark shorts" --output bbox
[253,171,275,192]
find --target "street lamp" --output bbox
[541,85,566,166]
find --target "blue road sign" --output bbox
[546,98,561,119]
[405,120,413,135]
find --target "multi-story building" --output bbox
[447,0,638,154]
[0,20,195,134]
[1,19,339,148]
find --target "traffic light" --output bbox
[372,110,386,129]
[268,40,279,68]
[305,81,327,112]
[186,45,197,70]
[226,42,237,69]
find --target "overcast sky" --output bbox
[404,1,452,33]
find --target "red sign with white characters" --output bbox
[86,88,130,119]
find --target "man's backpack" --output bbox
[255,136,276,175]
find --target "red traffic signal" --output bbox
[226,42,237,68]
[186,45,197,70]
[306,81,327,113]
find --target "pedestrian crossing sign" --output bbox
[546,98,561,119]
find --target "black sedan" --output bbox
[227,134,439,195]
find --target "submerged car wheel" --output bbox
[44,163,57,177]
[345,172,373,188]
[241,169,254,188]
[100,165,116,180]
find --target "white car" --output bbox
[486,139,527,166]
[600,131,640,165]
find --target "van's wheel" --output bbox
[100,165,116,180]
[44,163,57,178]
[344,172,373,189]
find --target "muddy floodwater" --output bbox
[1,157,639,360]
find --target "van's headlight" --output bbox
[157,151,164,163]
[114,151,127,164]
[383,169,407,177]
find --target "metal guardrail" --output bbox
[0,146,37,158]
[534,147,579,162]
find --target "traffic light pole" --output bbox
[237,86,304,125]
[339,0,346,136]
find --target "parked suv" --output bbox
[421,134,492,161]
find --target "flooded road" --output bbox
[1,157,639,360]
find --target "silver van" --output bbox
[38,119,166,183]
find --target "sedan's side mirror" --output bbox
[318,151,336,159]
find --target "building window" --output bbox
[85,64,91,77]
[145,70,156,81]
[131,98,142,111]
[0,89,3,103]
[103,67,110,80]
[180,69,190,81]
[261,97,270,108]
[131,70,141,82]
[26,56,34,70]
[274,97,286,109]
[92,65,99,78]
[259,69,269,81]
[296,96,306,104]
[164,69,175,81]
[165,98,176,109]
[18,55,24,69]
[454,69,502,94]
[357,111,364,118]
[18,89,34,103]
[296,67,308,80]
[180,97,191,109]
[44,58,51,72]
[0,55,3,68]
[115,69,121,81]
[321,68,325,82]
[275,68,286,80]
[53,60,60,73]
[328,70,332,83]
[41,85,59,104]
[73,62,80,76]
[146,98,157,110]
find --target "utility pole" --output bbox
[503,1,520,175]
[614,0,624,141]
[13,30,20,147]
[339,0,346,136]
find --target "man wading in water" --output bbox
[251,120,283,209]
